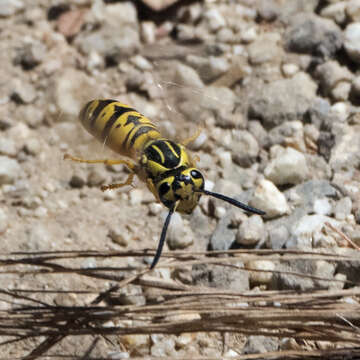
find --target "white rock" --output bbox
[166,212,193,250]
[236,215,264,246]
[313,198,332,215]
[264,147,309,185]
[174,62,204,89]
[141,21,156,44]
[148,202,162,216]
[250,179,290,218]
[218,150,232,170]
[0,156,21,185]
[331,102,349,122]
[241,27,257,43]
[344,22,360,64]
[214,206,226,219]
[130,55,153,71]
[282,63,299,77]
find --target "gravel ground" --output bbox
[1,0,360,358]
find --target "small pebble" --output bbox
[129,189,143,206]
[282,63,299,77]
[0,156,22,185]
[69,174,86,188]
[250,179,290,218]
[108,227,129,247]
[148,203,162,216]
[344,22,360,63]
[246,260,275,285]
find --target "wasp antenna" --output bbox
[203,190,266,216]
[150,205,175,269]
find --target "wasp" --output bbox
[65,99,265,268]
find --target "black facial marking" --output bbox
[159,182,171,197]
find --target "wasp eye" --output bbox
[159,182,171,197]
[191,170,202,179]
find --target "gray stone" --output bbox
[336,248,360,284]
[267,225,289,249]
[314,61,353,98]
[192,262,249,291]
[267,121,306,152]
[272,258,335,291]
[75,2,139,63]
[209,211,236,251]
[285,13,343,58]
[248,33,283,65]
[248,72,317,127]
[243,336,279,354]
[227,130,259,167]
[330,124,360,172]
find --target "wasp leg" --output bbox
[101,172,136,192]
[64,154,137,191]
[181,127,203,147]
[64,154,136,169]
[146,178,160,202]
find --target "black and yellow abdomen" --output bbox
[79,99,161,159]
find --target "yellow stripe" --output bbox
[152,145,165,164]
[166,141,180,158]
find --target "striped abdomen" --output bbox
[79,100,161,159]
